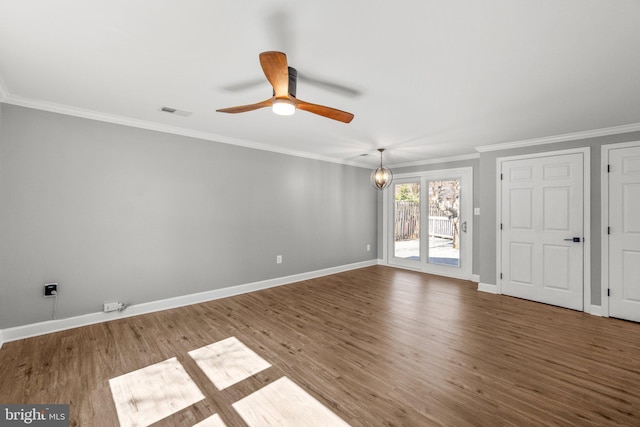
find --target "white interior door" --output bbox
[608,145,640,322]
[500,152,584,311]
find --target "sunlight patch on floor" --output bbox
[188,336,271,390]
[192,413,227,427]
[108,337,348,426]
[108,357,205,427]
[232,377,350,427]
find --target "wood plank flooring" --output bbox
[1,265,639,426]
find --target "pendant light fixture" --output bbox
[370,148,393,190]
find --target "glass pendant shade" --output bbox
[370,149,393,190]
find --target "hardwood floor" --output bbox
[1,265,639,426]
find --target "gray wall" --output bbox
[381,158,481,276]
[478,131,640,306]
[0,105,378,329]
[375,130,640,309]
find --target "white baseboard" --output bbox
[474,288,605,317]
[589,305,603,316]
[0,259,377,344]
[478,282,499,294]
[378,260,478,282]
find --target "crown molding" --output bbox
[475,123,640,153]
[1,93,370,168]
[389,153,479,169]
[6,90,638,167]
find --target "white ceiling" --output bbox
[1,0,639,167]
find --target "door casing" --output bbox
[601,141,640,318]
[496,148,591,312]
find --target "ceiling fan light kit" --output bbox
[371,149,393,190]
[217,51,354,123]
[272,99,295,116]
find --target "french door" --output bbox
[386,168,473,280]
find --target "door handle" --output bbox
[462,221,467,233]
[563,237,582,242]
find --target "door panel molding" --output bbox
[496,148,591,312]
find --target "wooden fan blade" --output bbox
[294,98,354,123]
[259,51,289,98]
[297,72,361,98]
[216,98,273,114]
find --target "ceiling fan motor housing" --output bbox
[287,67,297,97]
[272,67,297,97]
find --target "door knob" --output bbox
[563,237,582,242]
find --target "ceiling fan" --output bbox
[217,51,354,123]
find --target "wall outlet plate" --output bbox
[44,283,58,297]
[103,302,120,312]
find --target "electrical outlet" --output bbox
[276,255,282,264]
[367,244,371,251]
[103,302,120,312]
[44,283,58,297]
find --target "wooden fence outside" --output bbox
[395,201,455,240]
[395,201,420,240]
[429,216,455,239]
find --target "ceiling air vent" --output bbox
[160,106,192,117]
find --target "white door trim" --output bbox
[382,167,474,280]
[600,140,640,318]
[496,147,591,311]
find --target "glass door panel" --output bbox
[428,179,460,267]
[386,167,471,280]
[393,182,421,260]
